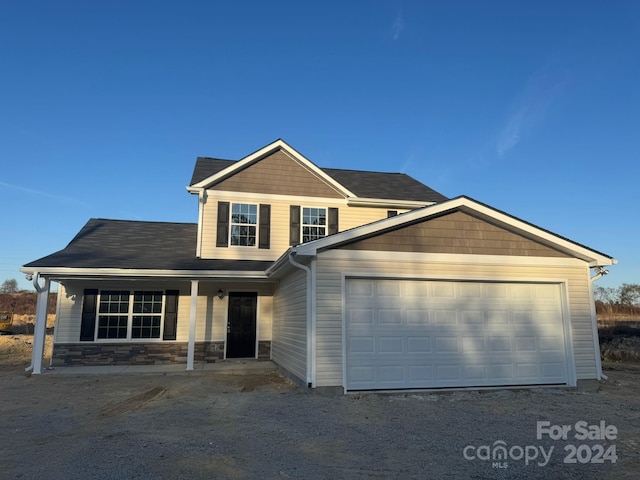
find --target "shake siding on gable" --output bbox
[272,267,308,383]
[199,193,411,260]
[211,150,344,198]
[340,211,571,257]
[313,252,597,387]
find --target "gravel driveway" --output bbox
[1,362,639,479]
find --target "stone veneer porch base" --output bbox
[52,341,271,366]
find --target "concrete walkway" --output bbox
[40,359,278,376]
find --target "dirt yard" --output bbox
[0,362,638,479]
[1,315,639,479]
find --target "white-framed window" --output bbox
[302,207,327,243]
[230,203,257,247]
[97,290,164,340]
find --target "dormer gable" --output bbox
[188,139,448,205]
[189,139,353,199]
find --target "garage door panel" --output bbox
[349,336,374,353]
[348,308,374,325]
[345,279,569,390]
[406,309,430,325]
[434,310,458,325]
[407,337,431,353]
[379,337,403,353]
[378,309,402,325]
[436,364,460,382]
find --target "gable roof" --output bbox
[190,158,235,186]
[188,139,447,204]
[287,196,616,267]
[322,168,447,203]
[22,219,272,275]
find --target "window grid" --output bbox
[231,203,257,246]
[132,291,163,339]
[96,290,164,340]
[97,291,130,339]
[302,207,327,243]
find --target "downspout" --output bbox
[288,252,314,387]
[195,189,206,258]
[589,266,609,380]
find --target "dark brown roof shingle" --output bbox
[24,219,272,271]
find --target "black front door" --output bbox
[226,292,257,358]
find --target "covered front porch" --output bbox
[25,273,276,374]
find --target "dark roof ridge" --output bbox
[322,166,408,176]
[87,218,196,226]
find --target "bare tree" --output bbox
[617,283,640,307]
[0,279,18,294]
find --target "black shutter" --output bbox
[259,204,271,249]
[79,289,98,341]
[163,290,179,341]
[328,207,339,235]
[290,205,301,246]
[387,210,398,217]
[216,201,230,247]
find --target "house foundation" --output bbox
[52,341,271,366]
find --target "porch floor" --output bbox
[38,359,276,376]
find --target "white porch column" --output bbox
[29,274,51,375]
[187,279,199,371]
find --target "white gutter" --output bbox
[19,267,269,279]
[288,252,314,387]
[589,266,609,380]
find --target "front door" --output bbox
[226,292,257,358]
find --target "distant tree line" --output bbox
[594,283,640,316]
[0,291,57,315]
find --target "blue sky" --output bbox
[1,1,638,291]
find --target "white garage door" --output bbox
[345,279,569,391]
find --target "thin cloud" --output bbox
[0,180,90,208]
[391,10,404,40]
[497,67,568,157]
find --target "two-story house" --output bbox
[22,139,616,392]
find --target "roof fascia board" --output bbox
[293,196,616,266]
[190,139,357,197]
[19,267,270,279]
[194,189,350,205]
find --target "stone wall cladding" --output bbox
[52,342,225,366]
[52,341,272,366]
[258,340,271,360]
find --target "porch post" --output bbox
[29,274,51,375]
[187,279,199,371]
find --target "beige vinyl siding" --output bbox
[314,252,596,387]
[272,267,308,383]
[54,282,84,343]
[55,280,273,344]
[200,193,410,260]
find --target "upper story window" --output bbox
[302,207,327,243]
[230,203,257,246]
